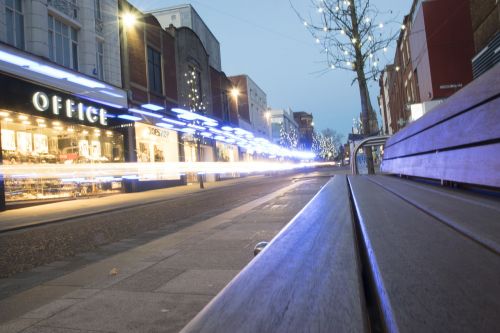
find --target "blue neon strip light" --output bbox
[129,108,163,119]
[118,114,141,121]
[142,103,164,111]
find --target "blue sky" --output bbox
[129,0,411,138]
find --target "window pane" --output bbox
[98,54,103,79]
[71,28,77,42]
[48,15,53,29]
[6,9,14,45]
[48,31,54,60]
[6,0,13,8]
[55,20,61,34]
[15,13,24,49]
[62,24,68,37]
[63,37,70,67]
[72,43,78,70]
[55,34,63,64]
[15,0,22,12]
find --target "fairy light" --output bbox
[315,38,320,43]
[303,21,308,26]
[379,23,384,28]
[401,24,406,30]
[323,26,328,32]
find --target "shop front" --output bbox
[120,122,185,192]
[182,133,216,183]
[0,75,127,207]
[216,141,240,179]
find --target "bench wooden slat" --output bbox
[381,142,500,187]
[348,176,500,332]
[182,176,368,333]
[385,63,500,149]
[369,175,500,254]
[383,97,500,159]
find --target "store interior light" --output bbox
[129,108,163,119]
[142,103,164,111]
[221,126,234,131]
[200,132,213,137]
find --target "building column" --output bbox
[25,0,50,56]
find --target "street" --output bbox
[0,168,340,332]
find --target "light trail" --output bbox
[0,161,336,182]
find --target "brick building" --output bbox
[379,0,475,134]
[469,0,499,78]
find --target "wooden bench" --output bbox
[181,65,500,332]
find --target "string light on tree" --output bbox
[292,0,401,173]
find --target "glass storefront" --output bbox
[216,142,239,162]
[1,110,124,202]
[134,123,180,180]
[182,134,215,183]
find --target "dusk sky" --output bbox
[129,0,411,138]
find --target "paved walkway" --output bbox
[0,176,267,232]
[0,175,329,332]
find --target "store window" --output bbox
[48,15,78,70]
[96,40,104,80]
[147,46,162,94]
[94,0,102,20]
[5,0,24,49]
[216,142,238,162]
[1,110,124,202]
[134,123,179,180]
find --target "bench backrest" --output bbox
[381,63,500,187]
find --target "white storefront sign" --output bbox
[32,91,108,126]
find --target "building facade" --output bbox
[229,74,269,139]
[269,108,298,145]
[118,0,184,190]
[293,111,314,149]
[0,0,122,86]
[379,0,475,134]
[145,4,221,72]
[0,0,131,210]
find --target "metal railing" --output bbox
[351,135,391,175]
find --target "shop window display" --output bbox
[1,110,124,202]
[134,123,179,180]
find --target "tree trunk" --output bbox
[349,2,379,174]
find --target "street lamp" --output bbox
[122,12,137,28]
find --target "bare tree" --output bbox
[291,0,399,173]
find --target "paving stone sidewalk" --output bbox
[0,177,328,333]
